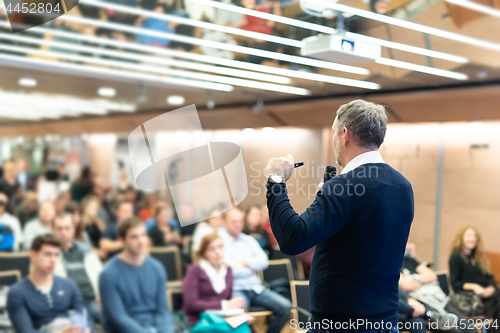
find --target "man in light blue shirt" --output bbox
[220,208,291,333]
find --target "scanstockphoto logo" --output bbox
[2,0,77,32]
[127,104,248,227]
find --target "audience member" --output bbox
[183,233,246,326]
[0,192,22,251]
[399,243,471,333]
[449,226,500,326]
[0,160,21,213]
[23,200,56,250]
[243,205,272,256]
[64,201,87,245]
[7,234,91,333]
[14,190,38,228]
[52,212,103,324]
[124,186,140,215]
[80,195,107,258]
[135,0,177,47]
[238,0,280,34]
[220,208,291,333]
[192,209,224,254]
[55,193,70,214]
[145,200,180,231]
[398,288,427,333]
[94,187,112,225]
[214,0,242,27]
[167,7,195,52]
[99,200,134,257]
[99,217,173,333]
[138,192,158,222]
[199,31,237,59]
[70,167,94,203]
[16,158,37,192]
[148,206,182,247]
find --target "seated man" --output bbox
[23,200,56,250]
[99,217,173,333]
[99,200,134,258]
[220,208,291,333]
[398,287,427,333]
[399,243,474,333]
[7,234,91,333]
[52,212,103,324]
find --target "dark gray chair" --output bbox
[150,246,183,282]
[0,253,30,278]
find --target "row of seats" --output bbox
[0,245,309,332]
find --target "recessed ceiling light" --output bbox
[18,77,37,87]
[98,87,116,97]
[167,95,185,105]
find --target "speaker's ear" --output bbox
[6,0,79,33]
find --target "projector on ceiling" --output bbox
[301,33,382,64]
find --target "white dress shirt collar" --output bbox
[340,151,385,175]
[199,259,227,294]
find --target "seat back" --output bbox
[262,259,294,283]
[270,248,305,280]
[150,246,183,281]
[435,270,452,295]
[485,251,500,284]
[290,280,310,325]
[0,270,21,287]
[0,253,30,278]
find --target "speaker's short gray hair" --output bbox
[336,99,388,148]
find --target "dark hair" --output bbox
[197,233,222,259]
[117,216,143,239]
[80,195,106,233]
[77,166,92,186]
[66,201,85,242]
[31,233,61,252]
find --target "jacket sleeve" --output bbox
[449,252,465,292]
[183,265,225,315]
[6,288,41,333]
[266,179,351,255]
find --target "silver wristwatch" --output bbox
[268,174,284,184]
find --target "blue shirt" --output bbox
[145,218,181,232]
[267,161,414,332]
[220,229,269,294]
[102,222,118,240]
[7,276,85,333]
[101,221,122,257]
[99,256,173,333]
[136,18,174,46]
